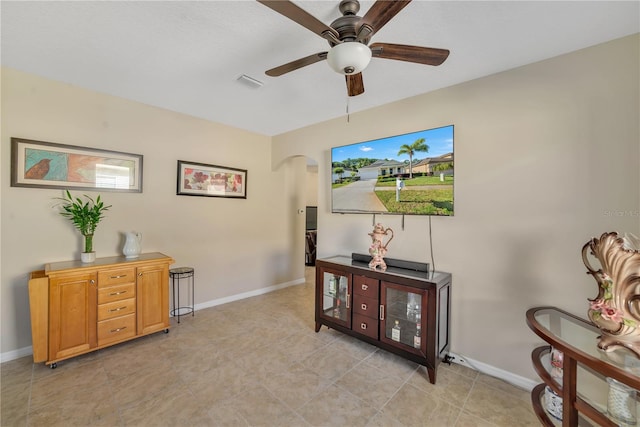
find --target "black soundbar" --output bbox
[351,253,429,273]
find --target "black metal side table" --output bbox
[169,267,194,323]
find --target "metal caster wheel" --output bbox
[50,363,57,369]
[164,329,169,333]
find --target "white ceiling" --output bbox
[1,1,638,136]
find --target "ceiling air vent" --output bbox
[236,74,264,89]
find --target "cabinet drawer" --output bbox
[98,313,136,346]
[353,275,379,299]
[98,268,136,287]
[353,294,378,319]
[98,298,136,321]
[98,283,135,304]
[352,313,379,340]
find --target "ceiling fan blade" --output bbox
[356,0,412,42]
[257,1,340,44]
[371,43,449,66]
[266,52,328,77]
[346,73,365,97]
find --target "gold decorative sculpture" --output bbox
[582,232,640,358]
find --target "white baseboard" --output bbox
[193,277,306,311]
[447,351,538,391]
[0,345,34,364]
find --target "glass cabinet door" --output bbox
[319,269,351,328]
[381,281,426,355]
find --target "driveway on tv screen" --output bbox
[333,179,387,212]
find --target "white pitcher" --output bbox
[123,231,142,259]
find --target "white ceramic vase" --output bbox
[123,231,142,259]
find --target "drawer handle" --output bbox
[109,306,127,312]
[360,323,367,330]
[110,274,127,279]
[361,284,368,291]
[380,305,385,320]
[110,326,127,333]
[90,279,95,285]
[361,303,367,310]
[109,290,127,296]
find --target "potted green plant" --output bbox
[55,190,112,263]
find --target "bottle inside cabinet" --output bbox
[392,320,401,342]
[322,272,348,322]
[414,324,422,349]
[407,292,421,322]
[385,287,423,348]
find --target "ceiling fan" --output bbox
[257,0,450,97]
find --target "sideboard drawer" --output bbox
[98,313,136,346]
[97,298,136,321]
[352,313,379,339]
[352,294,379,319]
[98,268,136,287]
[353,275,379,299]
[98,283,136,304]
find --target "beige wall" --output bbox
[306,165,318,207]
[273,34,640,381]
[0,68,296,357]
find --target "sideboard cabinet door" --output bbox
[380,281,427,357]
[48,272,98,360]
[315,266,352,330]
[136,263,170,335]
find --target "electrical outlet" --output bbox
[447,352,472,369]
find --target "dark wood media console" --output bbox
[315,255,452,384]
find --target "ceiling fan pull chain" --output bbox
[346,96,350,123]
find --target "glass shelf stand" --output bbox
[527,307,640,426]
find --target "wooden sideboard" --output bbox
[315,255,451,384]
[29,252,174,367]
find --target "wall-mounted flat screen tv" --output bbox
[331,125,454,216]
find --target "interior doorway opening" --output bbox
[304,160,318,266]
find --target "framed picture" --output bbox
[11,138,143,192]
[177,160,247,199]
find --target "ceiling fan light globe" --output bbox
[326,42,372,75]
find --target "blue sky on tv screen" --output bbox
[331,125,453,163]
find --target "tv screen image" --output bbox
[331,125,454,216]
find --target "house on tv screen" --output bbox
[412,153,454,176]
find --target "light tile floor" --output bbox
[1,267,540,426]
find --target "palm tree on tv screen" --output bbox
[398,138,429,179]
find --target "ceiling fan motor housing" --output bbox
[330,0,371,46]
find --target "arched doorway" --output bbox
[304,160,318,266]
